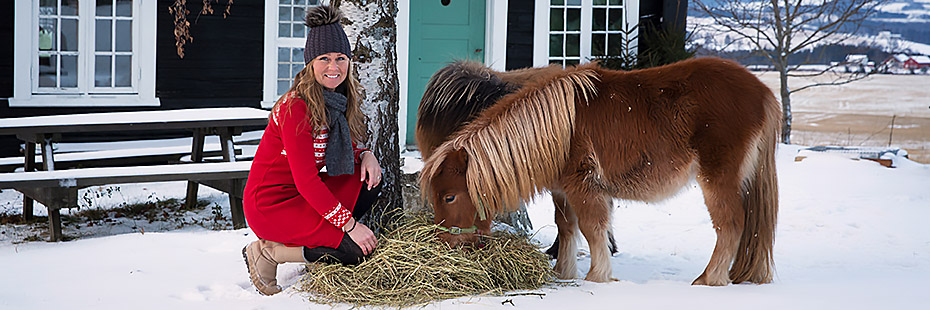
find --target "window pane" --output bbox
[291,63,304,76]
[549,59,563,66]
[116,20,132,52]
[280,7,292,22]
[608,34,622,55]
[566,59,579,66]
[40,0,57,15]
[278,64,290,79]
[551,0,564,5]
[292,48,304,64]
[549,8,563,32]
[97,0,113,16]
[293,23,305,38]
[96,20,112,51]
[549,34,563,57]
[39,18,57,51]
[61,0,79,16]
[278,47,290,62]
[279,22,291,37]
[280,0,291,4]
[115,55,131,87]
[566,34,579,57]
[609,0,622,5]
[594,0,606,5]
[567,0,581,5]
[566,9,580,31]
[608,9,624,31]
[277,80,290,97]
[591,33,605,56]
[296,0,307,5]
[39,55,57,87]
[593,8,606,31]
[62,19,79,52]
[294,7,305,24]
[61,55,78,88]
[95,55,112,87]
[116,0,132,17]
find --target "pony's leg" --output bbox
[565,190,614,283]
[692,175,745,286]
[546,223,618,260]
[552,191,579,280]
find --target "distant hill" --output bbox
[688,0,930,65]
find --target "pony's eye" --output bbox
[443,195,456,204]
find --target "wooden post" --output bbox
[218,127,246,228]
[185,129,206,209]
[22,141,36,221]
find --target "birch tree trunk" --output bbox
[336,0,402,233]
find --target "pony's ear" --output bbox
[443,148,468,175]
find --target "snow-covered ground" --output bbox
[1,143,928,309]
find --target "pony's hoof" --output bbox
[584,273,613,283]
[691,275,731,286]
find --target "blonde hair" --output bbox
[271,60,367,144]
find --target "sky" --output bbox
[1,143,928,309]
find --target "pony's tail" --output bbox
[730,93,780,284]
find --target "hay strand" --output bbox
[296,215,554,307]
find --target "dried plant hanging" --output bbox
[169,0,234,58]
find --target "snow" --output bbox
[0,107,268,130]
[1,144,928,309]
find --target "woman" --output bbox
[242,5,382,296]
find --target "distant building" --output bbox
[843,54,873,73]
[880,54,930,74]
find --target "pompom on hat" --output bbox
[304,5,352,65]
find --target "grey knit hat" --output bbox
[304,5,352,65]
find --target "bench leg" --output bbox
[48,208,63,242]
[23,141,36,221]
[229,179,246,229]
[185,129,206,209]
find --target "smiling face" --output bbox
[311,52,350,90]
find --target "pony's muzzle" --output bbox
[438,231,480,248]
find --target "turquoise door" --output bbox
[407,0,486,145]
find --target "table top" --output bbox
[0,107,270,136]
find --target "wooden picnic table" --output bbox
[0,107,269,241]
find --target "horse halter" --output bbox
[436,198,488,235]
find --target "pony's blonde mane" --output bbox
[421,65,599,216]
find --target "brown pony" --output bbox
[420,57,779,285]
[415,61,618,258]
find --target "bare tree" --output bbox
[694,0,886,143]
[335,0,403,233]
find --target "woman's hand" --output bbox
[360,151,382,190]
[343,218,377,255]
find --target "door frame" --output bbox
[397,0,507,150]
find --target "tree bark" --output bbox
[337,0,402,234]
[777,60,792,144]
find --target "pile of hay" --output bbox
[296,215,554,307]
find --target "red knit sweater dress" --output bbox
[243,94,367,249]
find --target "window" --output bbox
[11,0,159,107]
[535,0,638,68]
[262,0,323,108]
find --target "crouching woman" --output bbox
[241,5,382,296]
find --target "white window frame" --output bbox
[262,0,328,109]
[533,0,639,67]
[10,0,159,107]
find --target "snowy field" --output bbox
[1,143,928,309]
[755,72,930,164]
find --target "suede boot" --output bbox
[243,239,308,296]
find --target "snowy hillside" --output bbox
[688,0,930,55]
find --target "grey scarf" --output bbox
[322,90,354,176]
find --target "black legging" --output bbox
[302,184,381,265]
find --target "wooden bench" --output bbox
[0,161,252,241]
